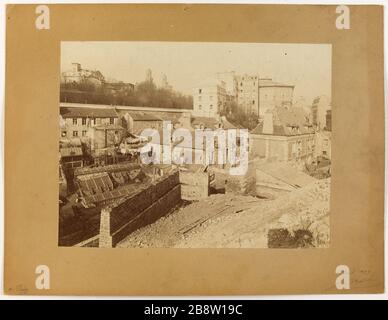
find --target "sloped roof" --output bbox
[259,78,294,88]
[257,162,316,188]
[156,112,184,124]
[60,106,118,118]
[60,147,83,158]
[74,162,141,176]
[221,117,243,129]
[191,116,242,130]
[94,124,125,130]
[251,106,313,136]
[251,122,287,135]
[191,117,220,129]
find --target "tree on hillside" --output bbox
[227,106,259,130]
[60,69,193,109]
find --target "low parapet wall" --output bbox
[99,170,181,247]
[180,171,209,201]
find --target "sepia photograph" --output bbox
[58,41,332,249]
[3,2,385,298]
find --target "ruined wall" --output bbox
[225,163,256,196]
[180,171,209,200]
[111,184,180,246]
[101,170,181,246]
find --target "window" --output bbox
[115,131,119,135]
[110,118,114,125]
[61,131,67,137]
[198,105,202,110]
[199,89,202,94]
[73,131,78,137]
[210,104,213,109]
[252,100,255,105]
[82,118,86,125]
[82,130,87,137]
[72,118,77,125]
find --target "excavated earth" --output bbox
[117,178,330,248]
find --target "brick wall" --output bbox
[99,170,181,247]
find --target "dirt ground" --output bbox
[117,178,330,248]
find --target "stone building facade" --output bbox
[311,95,331,130]
[192,78,228,118]
[60,105,120,140]
[193,74,295,120]
[61,62,105,87]
[249,106,315,164]
[235,74,260,115]
[258,78,294,118]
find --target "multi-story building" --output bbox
[192,78,228,118]
[192,73,295,119]
[121,111,164,134]
[216,74,294,118]
[311,95,331,130]
[88,124,125,152]
[216,71,238,99]
[60,105,120,140]
[325,109,332,131]
[61,62,105,87]
[315,130,331,160]
[235,74,260,115]
[258,78,294,118]
[60,104,127,167]
[250,105,315,164]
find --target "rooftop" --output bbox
[60,147,83,158]
[94,124,125,130]
[191,116,242,129]
[60,106,118,118]
[259,78,294,88]
[251,106,313,136]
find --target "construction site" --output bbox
[117,164,330,249]
[59,157,330,249]
[58,101,331,249]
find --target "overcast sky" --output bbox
[61,41,331,104]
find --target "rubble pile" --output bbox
[267,178,330,248]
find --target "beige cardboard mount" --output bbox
[4,4,384,295]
